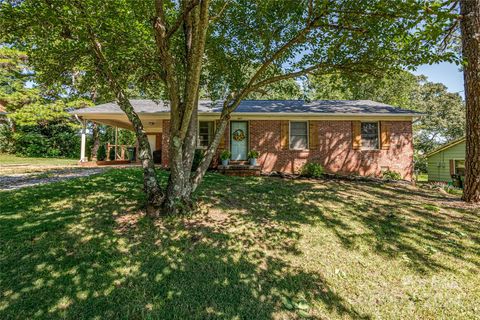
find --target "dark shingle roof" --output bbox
[73,99,421,116]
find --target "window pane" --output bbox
[199,121,213,147]
[290,136,307,149]
[361,122,379,149]
[455,160,466,176]
[290,121,308,149]
[291,121,307,135]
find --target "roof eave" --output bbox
[425,137,466,158]
[72,110,422,117]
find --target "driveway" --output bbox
[0,167,107,191]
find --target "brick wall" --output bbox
[161,119,414,180]
[250,120,413,180]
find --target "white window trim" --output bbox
[197,120,215,149]
[289,120,309,150]
[360,121,380,151]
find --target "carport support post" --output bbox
[115,126,118,160]
[80,120,87,162]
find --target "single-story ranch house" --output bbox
[73,99,421,180]
[426,137,466,182]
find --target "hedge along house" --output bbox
[72,99,421,180]
[426,137,466,182]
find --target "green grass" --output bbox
[1,169,479,319]
[0,154,78,166]
[415,173,428,182]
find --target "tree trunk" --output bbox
[461,0,480,202]
[155,0,210,215]
[116,96,164,215]
[90,122,100,161]
[162,105,198,215]
[88,34,165,214]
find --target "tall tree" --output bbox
[1,0,460,214]
[0,47,38,112]
[411,77,465,153]
[0,46,94,157]
[309,71,418,108]
[460,0,480,202]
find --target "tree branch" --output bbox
[249,62,385,94]
[233,9,368,103]
[153,0,181,116]
[239,14,322,96]
[166,0,201,39]
[210,0,230,22]
[249,64,329,94]
[178,0,210,141]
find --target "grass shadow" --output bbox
[0,169,371,319]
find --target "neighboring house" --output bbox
[426,137,466,182]
[72,99,421,180]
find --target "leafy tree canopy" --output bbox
[0,46,39,111]
[0,45,95,158]
[0,0,460,101]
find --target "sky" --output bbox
[413,62,464,97]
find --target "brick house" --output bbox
[73,99,420,180]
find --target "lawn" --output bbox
[415,173,428,182]
[1,169,479,319]
[0,154,79,175]
[0,154,78,166]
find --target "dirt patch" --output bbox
[114,211,145,233]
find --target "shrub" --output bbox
[192,149,204,171]
[247,150,259,159]
[0,124,15,153]
[97,144,107,161]
[13,132,50,157]
[300,162,324,178]
[382,169,402,180]
[414,153,427,173]
[109,146,115,160]
[220,150,231,161]
[6,121,80,158]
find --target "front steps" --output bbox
[218,161,261,177]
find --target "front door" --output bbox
[230,121,248,160]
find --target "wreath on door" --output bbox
[232,129,246,141]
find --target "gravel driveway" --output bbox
[0,168,107,191]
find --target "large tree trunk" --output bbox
[88,34,165,214]
[155,0,210,215]
[461,0,480,202]
[115,95,164,215]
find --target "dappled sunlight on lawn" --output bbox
[0,169,479,319]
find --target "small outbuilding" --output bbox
[426,137,465,182]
